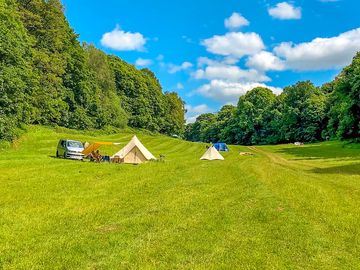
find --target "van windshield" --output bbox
[67,141,83,148]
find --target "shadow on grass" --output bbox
[48,155,85,162]
[276,143,360,161]
[311,163,360,175]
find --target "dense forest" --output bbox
[0,0,186,141]
[185,52,360,145]
[2,0,360,146]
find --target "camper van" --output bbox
[56,139,84,160]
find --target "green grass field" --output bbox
[1,126,360,269]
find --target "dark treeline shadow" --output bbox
[311,163,360,176]
[276,143,360,161]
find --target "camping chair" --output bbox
[89,150,102,163]
[111,156,123,164]
[88,151,97,162]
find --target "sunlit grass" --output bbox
[0,126,360,269]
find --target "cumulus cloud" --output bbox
[101,25,146,51]
[225,12,249,30]
[246,51,285,71]
[186,116,199,124]
[196,80,282,103]
[197,56,239,67]
[273,27,360,70]
[185,104,212,114]
[268,2,301,20]
[202,32,265,58]
[193,65,270,82]
[135,58,153,67]
[197,57,221,67]
[193,56,274,102]
[185,104,213,123]
[222,56,240,65]
[168,62,193,74]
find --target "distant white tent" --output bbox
[111,135,156,164]
[200,146,224,160]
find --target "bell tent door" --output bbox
[124,146,146,164]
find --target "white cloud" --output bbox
[197,80,282,103]
[193,65,270,82]
[185,104,211,114]
[185,104,213,123]
[197,56,239,67]
[274,27,360,70]
[197,57,220,67]
[225,12,249,30]
[168,62,193,74]
[101,25,146,51]
[195,56,269,82]
[268,2,302,20]
[186,116,198,124]
[246,51,285,71]
[135,58,153,67]
[222,56,240,65]
[202,32,265,58]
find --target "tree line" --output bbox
[0,0,186,141]
[185,52,360,145]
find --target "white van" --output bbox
[56,139,84,160]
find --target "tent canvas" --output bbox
[111,135,156,164]
[82,142,114,156]
[213,142,229,152]
[200,146,224,160]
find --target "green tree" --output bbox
[232,87,276,145]
[162,92,186,136]
[185,113,217,142]
[84,44,128,129]
[327,52,360,140]
[109,56,152,129]
[0,0,185,140]
[17,0,70,125]
[0,0,34,140]
[279,81,326,142]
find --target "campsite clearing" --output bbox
[1,126,360,269]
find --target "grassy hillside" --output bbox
[1,126,360,269]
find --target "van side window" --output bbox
[61,140,66,147]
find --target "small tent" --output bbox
[200,146,224,160]
[111,135,156,164]
[213,142,229,152]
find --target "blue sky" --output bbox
[62,0,360,122]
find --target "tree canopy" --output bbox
[1,0,360,145]
[185,54,360,145]
[0,0,185,140]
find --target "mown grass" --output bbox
[0,126,360,269]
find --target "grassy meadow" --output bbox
[1,126,360,269]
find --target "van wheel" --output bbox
[64,152,67,159]
[56,151,59,158]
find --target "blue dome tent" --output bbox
[213,143,229,152]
